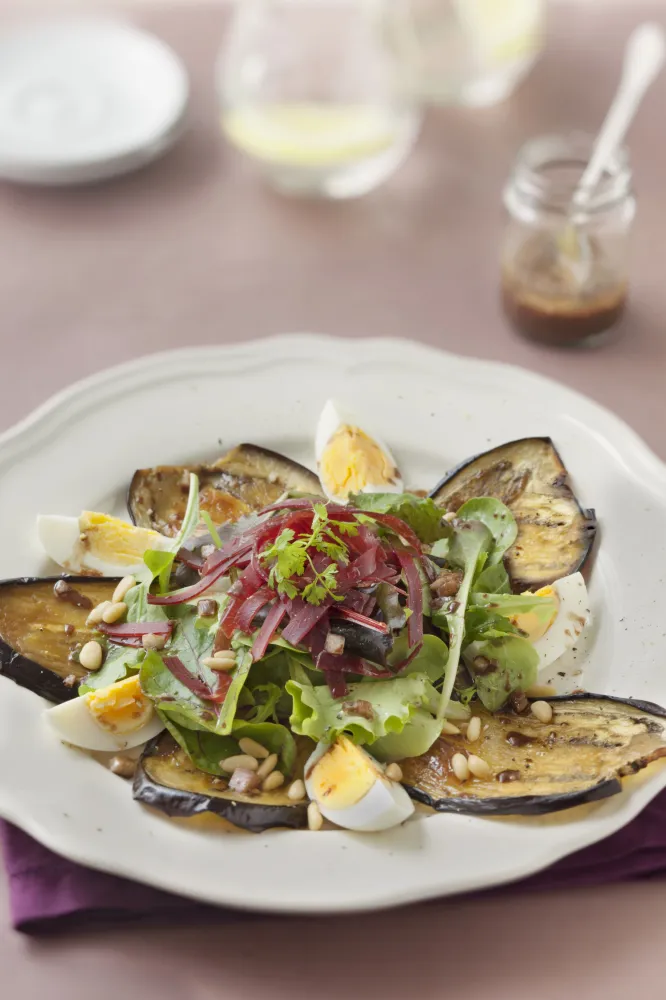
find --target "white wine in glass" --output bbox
[218,0,422,199]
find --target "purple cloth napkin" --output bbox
[4,793,666,934]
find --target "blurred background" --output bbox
[0,0,664,445]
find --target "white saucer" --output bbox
[0,19,189,185]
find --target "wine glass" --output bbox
[217,0,422,199]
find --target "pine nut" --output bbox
[441,721,461,735]
[102,601,127,624]
[531,700,553,724]
[213,649,236,661]
[525,684,557,699]
[112,575,136,603]
[79,640,103,670]
[109,754,136,778]
[142,632,167,651]
[468,754,492,779]
[308,801,323,831]
[257,753,278,780]
[238,737,269,759]
[287,779,306,801]
[385,763,403,782]
[467,716,482,743]
[220,754,258,773]
[86,602,111,626]
[451,752,469,782]
[202,655,235,671]
[262,771,285,792]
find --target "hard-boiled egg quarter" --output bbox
[305,735,414,832]
[315,400,403,504]
[37,511,170,577]
[45,675,164,752]
[512,572,590,671]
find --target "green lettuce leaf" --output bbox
[465,636,539,712]
[286,673,440,746]
[388,633,449,684]
[472,561,511,595]
[372,711,443,761]
[435,519,494,718]
[463,605,523,643]
[456,498,517,566]
[79,583,167,693]
[161,714,297,775]
[349,492,453,544]
[143,472,201,590]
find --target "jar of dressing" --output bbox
[501,133,636,347]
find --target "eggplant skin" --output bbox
[401,694,666,816]
[0,576,118,703]
[134,734,308,831]
[429,437,597,591]
[128,443,322,536]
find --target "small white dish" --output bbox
[0,18,189,185]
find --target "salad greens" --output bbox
[349,492,452,544]
[89,474,556,777]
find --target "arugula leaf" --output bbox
[465,636,539,712]
[143,473,201,589]
[140,651,217,732]
[388,633,449,685]
[435,519,493,719]
[464,605,523,643]
[161,715,297,775]
[469,590,558,622]
[245,682,282,723]
[201,511,223,548]
[473,561,511,594]
[215,649,253,734]
[172,473,200,550]
[349,492,453,544]
[144,549,176,593]
[287,672,441,746]
[233,721,297,774]
[79,583,167,693]
[456,498,517,567]
[160,714,237,774]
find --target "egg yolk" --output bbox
[319,425,397,499]
[86,675,154,734]
[308,736,380,809]
[510,586,559,642]
[79,512,164,567]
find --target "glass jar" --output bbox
[217,0,421,199]
[501,133,636,347]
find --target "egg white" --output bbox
[37,512,170,577]
[315,399,404,503]
[304,738,414,832]
[531,572,590,671]
[45,688,164,752]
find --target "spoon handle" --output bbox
[573,22,665,210]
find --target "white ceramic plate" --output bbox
[0,19,188,185]
[1,335,666,913]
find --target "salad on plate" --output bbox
[2,400,666,835]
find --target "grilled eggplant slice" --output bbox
[429,437,597,591]
[134,732,308,831]
[0,576,117,702]
[129,444,322,536]
[402,694,666,816]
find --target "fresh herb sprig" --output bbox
[261,503,358,605]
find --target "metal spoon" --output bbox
[560,22,665,286]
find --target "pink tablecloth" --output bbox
[2,0,666,996]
